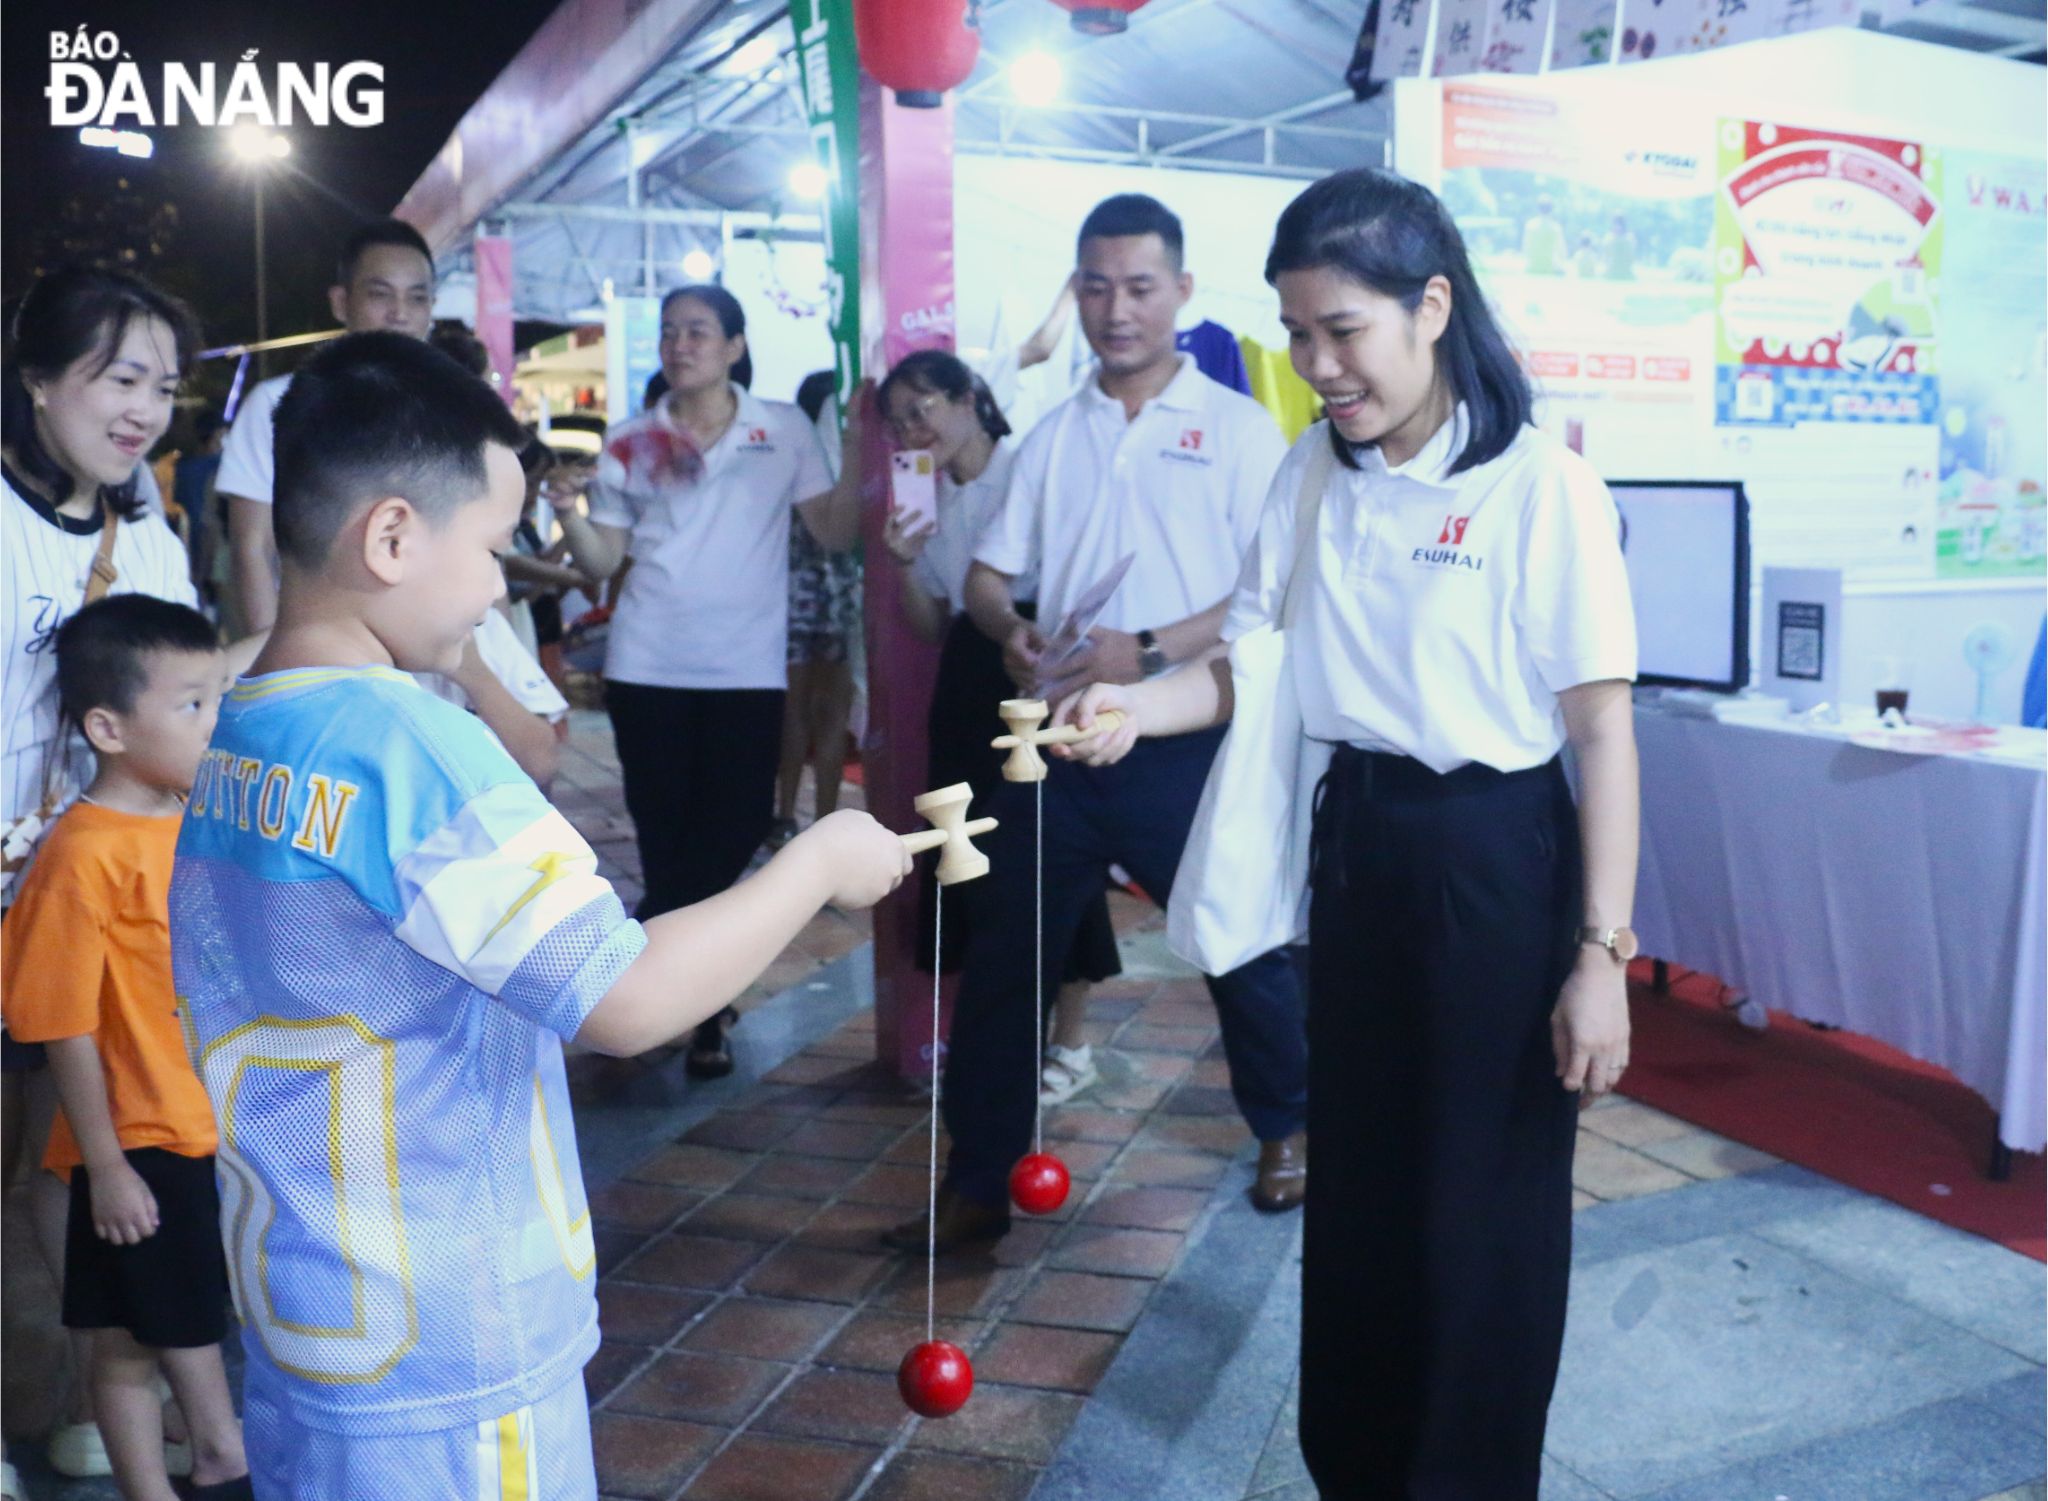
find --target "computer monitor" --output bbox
[1611,480,1751,693]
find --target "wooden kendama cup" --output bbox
[898,783,998,885]
[992,698,1129,782]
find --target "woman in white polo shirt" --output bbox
[1062,169,1639,1500]
[548,284,858,1073]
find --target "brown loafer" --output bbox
[1251,1131,1307,1214]
[882,1186,1011,1254]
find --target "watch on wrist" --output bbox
[1137,629,1168,678]
[1577,925,1639,962]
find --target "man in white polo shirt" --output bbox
[887,195,1309,1252]
[217,219,437,633]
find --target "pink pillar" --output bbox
[858,81,959,1082]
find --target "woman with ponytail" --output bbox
[1059,169,1641,1498]
[876,350,1121,1102]
[545,284,861,1076]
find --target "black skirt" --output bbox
[916,611,1122,983]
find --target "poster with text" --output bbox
[1440,83,1717,474]
[1714,119,1943,427]
[1934,152,2045,580]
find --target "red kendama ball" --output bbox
[1009,1152,1071,1215]
[898,1339,974,1418]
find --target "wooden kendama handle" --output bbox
[900,817,997,857]
[1001,710,1126,748]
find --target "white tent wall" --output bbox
[721,237,836,404]
[1388,29,2046,722]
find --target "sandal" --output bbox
[685,1006,739,1079]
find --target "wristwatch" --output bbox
[1137,629,1168,679]
[1577,925,1640,962]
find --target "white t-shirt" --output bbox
[910,441,1029,614]
[214,373,293,505]
[417,606,570,726]
[2,471,198,895]
[975,355,1286,633]
[1225,413,1638,775]
[589,386,832,690]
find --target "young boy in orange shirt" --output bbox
[2,594,251,1501]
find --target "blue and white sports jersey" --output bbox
[171,666,645,1438]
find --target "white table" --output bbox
[1631,703,2047,1162]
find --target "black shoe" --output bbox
[685,1006,738,1079]
[883,1187,1011,1254]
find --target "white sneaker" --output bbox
[2,1456,25,1501]
[1039,1044,1098,1106]
[47,1422,111,1478]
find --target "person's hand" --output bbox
[1551,950,1631,1103]
[448,632,492,692]
[542,459,594,514]
[883,507,937,566]
[1001,621,1046,693]
[89,1159,160,1245]
[1067,627,1145,687]
[1052,683,1141,766]
[796,809,912,911]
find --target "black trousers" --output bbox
[606,681,786,920]
[1300,747,1582,1501]
[942,727,1308,1206]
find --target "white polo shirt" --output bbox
[214,374,293,504]
[589,385,832,690]
[417,606,570,725]
[910,441,1031,613]
[976,356,1286,633]
[1225,411,1637,775]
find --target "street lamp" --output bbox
[228,127,290,374]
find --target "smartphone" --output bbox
[890,449,939,534]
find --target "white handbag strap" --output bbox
[1278,428,1337,632]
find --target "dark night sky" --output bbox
[3,0,563,352]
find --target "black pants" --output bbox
[942,727,1308,1206]
[1300,747,1582,1501]
[606,681,786,920]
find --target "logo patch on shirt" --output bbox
[1159,428,1214,466]
[1412,513,1484,572]
[738,427,774,453]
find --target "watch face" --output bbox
[1612,926,1640,961]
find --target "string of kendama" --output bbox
[890,699,1126,1422]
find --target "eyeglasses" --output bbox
[885,391,944,440]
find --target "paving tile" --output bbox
[1155,1083,1239,1116]
[1635,1131,1781,1181]
[986,1220,1061,1268]
[680,1297,846,1362]
[585,1339,651,1404]
[627,1232,773,1292]
[905,1380,1086,1465]
[1044,1107,1147,1145]
[1136,1116,1250,1156]
[748,1083,846,1118]
[875,1258,1025,1319]
[778,1118,903,1161]
[1570,1134,1693,1201]
[792,1199,908,1252]
[745,1243,894,1304]
[863,1451,1039,1501]
[816,1310,987,1372]
[628,1143,758,1192]
[679,1112,802,1152]
[590,1180,703,1235]
[1083,1185,1212,1232]
[680,1433,879,1501]
[1046,1224,1185,1279]
[1976,1484,2047,1501]
[819,1097,928,1127]
[591,1411,724,1499]
[1091,1079,1173,1110]
[596,1228,653,1275]
[1577,1098,1700,1149]
[840,1161,933,1208]
[1113,1148,1232,1189]
[684,1192,821,1243]
[1571,1189,1599,1211]
[1008,1269,1155,1333]
[1048,1140,1119,1180]
[735,1153,857,1200]
[753,1365,910,1445]
[597,1282,713,1346]
[1189,1056,1237,1088]
[974,1323,1122,1393]
[610,1349,792,1427]
[1118,1023,1217,1055]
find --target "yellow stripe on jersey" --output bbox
[497,1410,529,1501]
[230,665,412,702]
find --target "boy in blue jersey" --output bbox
[170,332,910,1500]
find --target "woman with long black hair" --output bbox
[1061,168,1640,1499]
[547,284,860,1075]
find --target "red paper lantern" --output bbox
[854,0,982,108]
[1050,0,1152,34]
[1009,1152,1071,1216]
[898,1339,974,1417]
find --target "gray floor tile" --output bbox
[1542,1454,1619,1500]
[1568,1163,1865,1270]
[1753,1197,2047,1362]
[1637,1391,2045,1501]
[1969,1369,2048,1439]
[1548,1230,2034,1497]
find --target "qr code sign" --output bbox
[1735,373,1775,421]
[1779,626,1822,677]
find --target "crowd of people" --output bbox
[0,165,1638,1501]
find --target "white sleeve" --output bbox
[1228,405,1290,556]
[471,610,569,721]
[1515,454,1639,692]
[131,513,199,609]
[791,410,833,504]
[1222,436,1313,643]
[970,428,1046,580]
[215,384,277,504]
[585,443,636,531]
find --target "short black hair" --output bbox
[336,218,434,288]
[429,320,492,380]
[55,593,218,724]
[1077,194,1184,270]
[271,331,528,568]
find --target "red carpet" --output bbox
[1618,965,2046,1261]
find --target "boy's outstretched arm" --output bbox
[576,810,911,1057]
